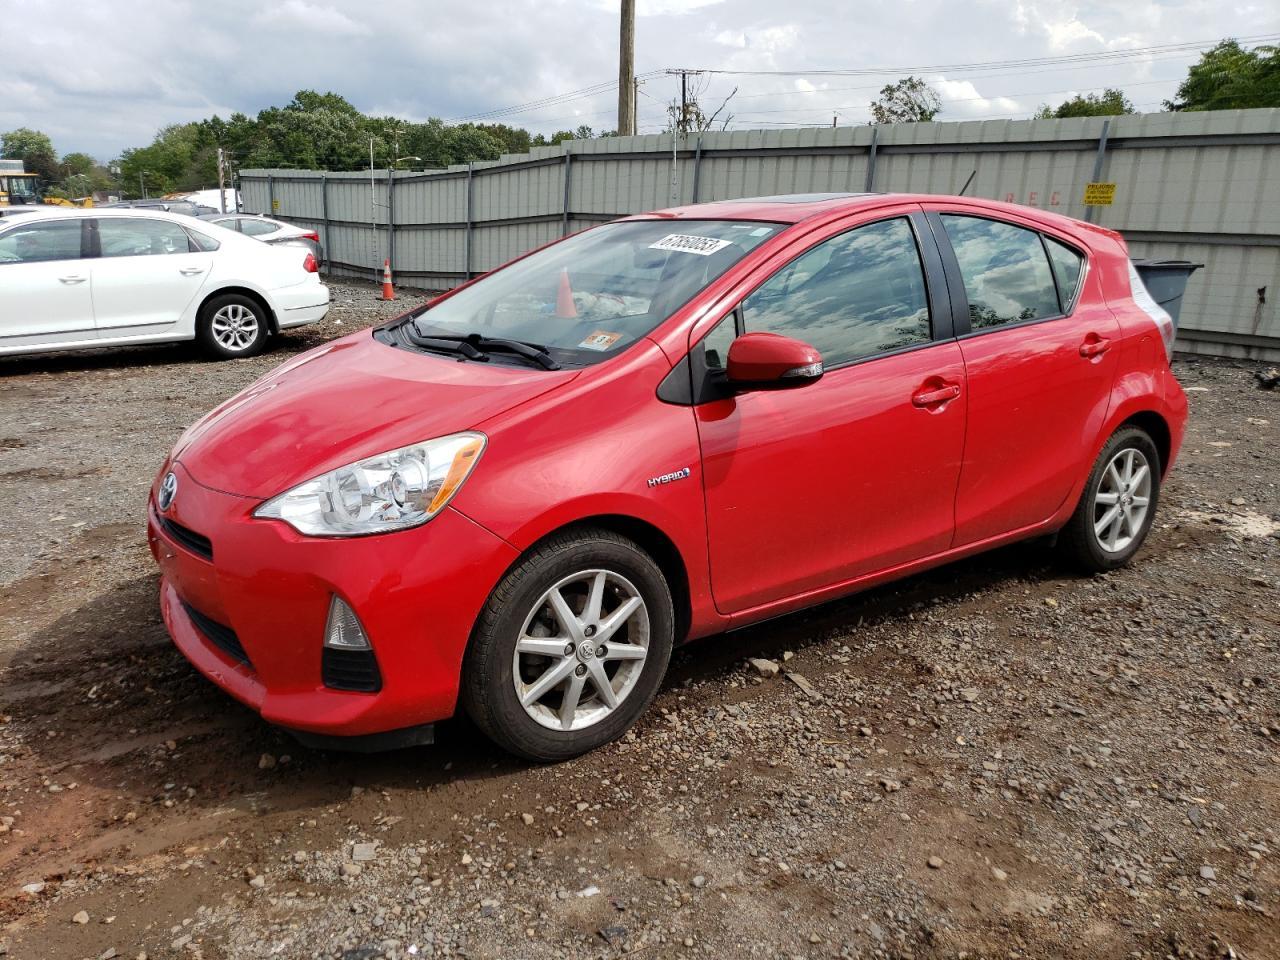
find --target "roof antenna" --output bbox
[957,170,977,196]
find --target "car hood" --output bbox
[175,330,580,498]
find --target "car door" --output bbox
[925,207,1121,545]
[694,210,967,615]
[0,217,95,341]
[89,217,214,332]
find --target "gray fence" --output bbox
[242,108,1280,360]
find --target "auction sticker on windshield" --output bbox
[649,234,734,256]
[578,330,624,351]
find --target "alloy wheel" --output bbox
[1092,447,1152,553]
[210,303,260,351]
[512,569,650,732]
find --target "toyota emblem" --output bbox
[158,472,178,511]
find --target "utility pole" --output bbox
[617,0,635,136]
[680,70,688,135]
[216,146,227,213]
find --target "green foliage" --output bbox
[54,152,116,197]
[10,91,623,202]
[870,77,942,124]
[1,127,58,180]
[1165,40,1280,111]
[1034,88,1136,119]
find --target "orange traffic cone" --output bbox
[555,267,577,319]
[381,259,395,301]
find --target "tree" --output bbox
[58,152,95,178]
[1034,88,1136,119]
[1,127,58,180]
[117,122,207,195]
[1165,40,1280,111]
[869,77,941,124]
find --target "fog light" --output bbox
[321,596,382,693]
[325,595,371,650]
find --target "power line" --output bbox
[722,48,1220,103]
[729,75,1185,119]
[449,70,664,124]
[678,33,1279,78]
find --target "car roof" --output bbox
[6,207,188,220]
[636,192,1091,234]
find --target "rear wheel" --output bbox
[462,529,674,762]
[1060,426,1161,572]
[196,293,268,359]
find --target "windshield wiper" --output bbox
[405,324,561,370]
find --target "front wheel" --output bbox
[196,293,268,359]
[462,529,674,762]
[1060,426,1161,572]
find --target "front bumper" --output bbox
[148,462,517,739]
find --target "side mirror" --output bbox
[725,332,824,389]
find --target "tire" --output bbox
[462,528,675,762]
[1059,426,1162,573]
[196,293,269,359]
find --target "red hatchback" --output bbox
[148,193,1187,761]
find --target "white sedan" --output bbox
[0,208,329,360]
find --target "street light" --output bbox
[393,156,421,168]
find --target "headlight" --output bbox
[254,432,486,536]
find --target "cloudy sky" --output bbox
[4,0,1277,161]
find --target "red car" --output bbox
[148,193,1186,761]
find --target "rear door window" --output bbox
[941,215,1060,330]
[0,219,83,263]
[97,218,195,257]
[740,216,931,366]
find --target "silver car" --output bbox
[198,213,324,265]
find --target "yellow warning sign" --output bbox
[1082,182,1116,206]
[271,199,281,212]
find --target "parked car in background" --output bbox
[148,192,1186,762]
[97,199,202,218]
[0,208,328,359]
[0,205,58,220]
[199,213,324,265]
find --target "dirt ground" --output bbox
[1,279,1277,960]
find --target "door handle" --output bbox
[1079,335,1111,358]
[179,267,206,276]
[58,275,87,284]
[911,384,961,407]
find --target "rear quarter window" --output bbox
[1045,236,1085,313]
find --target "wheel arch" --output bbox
[494,513,693,646]
[198,286,278,334]
[1119,410,1172,477]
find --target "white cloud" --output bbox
[934,78,1022,117]
[1,0,1274,158]
[254,0,372,35]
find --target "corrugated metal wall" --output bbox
[242,108,1280,360]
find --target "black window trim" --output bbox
[927,210,1090,340]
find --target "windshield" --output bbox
[403,219,781,366]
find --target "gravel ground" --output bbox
[0,279,1277,960]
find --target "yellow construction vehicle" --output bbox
[41,195,94,208]
[0,169,42,206]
